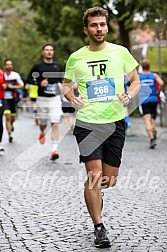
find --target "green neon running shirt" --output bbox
[65,42,138,124]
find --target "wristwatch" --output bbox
[126,93,132,101]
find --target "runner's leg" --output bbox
[84,159,103,225]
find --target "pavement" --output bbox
[0,110,167,252]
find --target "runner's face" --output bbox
[42,46,54,60]
[84,16,108,44]
[4,61,13,72]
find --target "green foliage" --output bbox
[0,0,166,77]
[0,1,46,79]
[27,0,167,51]
[25,0,110,67]
[147,47,167,73]
[137,0,167,23]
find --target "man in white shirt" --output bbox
[3,59,24,143]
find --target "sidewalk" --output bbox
[0,112,166,252]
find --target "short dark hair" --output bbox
[83,6,108,27]
[141,59,150,71]
[42,43,54,50]
[4,59,12,65]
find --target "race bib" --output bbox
[4,91,13,99]
[44,83,59,95]
[86,78,115,103]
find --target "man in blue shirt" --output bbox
[139,59,164,149]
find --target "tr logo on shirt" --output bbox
[87,60,108,76]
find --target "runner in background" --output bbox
[124,74,131,135]
[0,69,6,151]
[26,43,63,161]
[25,83,38,125]
[3,59,24,143]
[139,59,164,149]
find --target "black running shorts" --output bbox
[73,119,125,167]
[139,102,157,119]
[3,99,16,115]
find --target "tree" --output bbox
[1,0,166,73]
[26,0,109,66]
[107,0,167,48]
[27,0,166,55]
[107,1,139,49]
[0,0,46,79]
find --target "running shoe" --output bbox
[39,133,45,144]
[9,133,13,143]
[0,146,5,152]
[50,150,59,161]
[150,139,156,149]
[94,226,111,248]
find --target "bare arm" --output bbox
[154,73,164,93]
[63,78,75,101]
[127,69,141,97]
[63,78,84,109]
[117,69,140,106]
[7,83,24,90]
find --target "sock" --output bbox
[40,129,46,135]
[94,223,104,230]
[52,140,58,151]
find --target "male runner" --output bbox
[63,6,140,248]
[139,59,164,148]
[27,43,63,160]
[3,59,24,143]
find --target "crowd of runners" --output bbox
[0,46,77,159]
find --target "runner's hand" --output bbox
[7,83,14,89]
[117,93,131,106]
[71,96,85,109]
[41,79,48,87]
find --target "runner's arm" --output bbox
[63,78,75,101]
[127,69,141,98]
[11,73,24,89]
[63,78,84,109]
[154,73,164,94]
[117,69,140,105]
